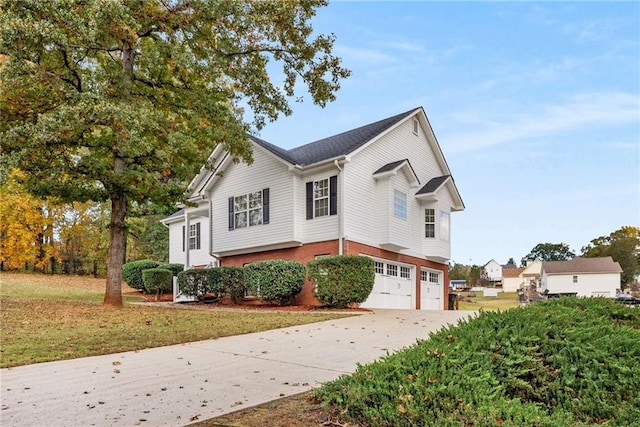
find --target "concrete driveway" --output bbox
[1,309,474,426]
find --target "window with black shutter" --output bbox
[228,188,269,230]
[306,175,338,219]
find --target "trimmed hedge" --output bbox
[177,268,222,300]
[244,260,306,305]
[307,255,375,308]
[141,268,173,300]
[122,259,160,291]
[219,266,245,303]
[161,263,184,277]
[315,297,640,426]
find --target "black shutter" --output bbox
[182,226,185,252]
[228,197,234,230]
[262,188,270,224]
[329,175,338,216]
[306,182,313,220]
[196,222,201,249]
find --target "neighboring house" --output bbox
[502,259,542,292]
[540,257,622,297]
[161,107,464,310]
[482,259,503,284]
[502,267,525,292]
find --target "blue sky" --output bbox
[256,1,639,266]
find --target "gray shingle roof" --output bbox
[252,108,418,166]
[373,159,409,174]
[542,257,623,274]
[160,208,184,224]
[416,175,450,194]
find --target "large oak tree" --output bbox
[0,0,350,306]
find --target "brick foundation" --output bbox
[220,239,450,309]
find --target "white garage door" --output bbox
[420,269,442,310]
[360,260,413,309]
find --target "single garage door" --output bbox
[360,260,413,309]
[420,269,442,310]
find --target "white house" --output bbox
[161,107,464,309]
[482,259,503,284]
[540,257,622,297]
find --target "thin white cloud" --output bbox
[445,92,640,154]
[335,46,395,65]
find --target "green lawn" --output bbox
[0,273,352,368]
[457,290,519,311]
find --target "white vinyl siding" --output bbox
[343,116,453,260]
[297,168,339,243]
[211,146,295,254]
[167,215,213,267]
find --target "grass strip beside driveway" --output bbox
[0,273,352,368]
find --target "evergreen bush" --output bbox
[161,263,184,277]
[307,255,374,308]
[177,268,223,300]
[141,268,173,300]
[122,259,160,291]
[315,297,640,425]
[244,260,306,305]
[219,266,245,303]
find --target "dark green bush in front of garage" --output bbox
[308,255,375,308]
[219,266,246,303]
[244,260,306,305]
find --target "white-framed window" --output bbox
[425,209,435,238]
[386,264,398,277]
[393,190,407,219]
[313,178,329,218]
[400,266,411,279]
[421,270,440,283]
[232,190,263,229]
[412,117,419,135]
[573,275,578,283]
[440,211,450,242]
[374,261,384,275]
[188,223,201,250]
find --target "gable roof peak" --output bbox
[285,107,421,166]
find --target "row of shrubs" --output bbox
[122,260,184,299]
[122,256,375,307]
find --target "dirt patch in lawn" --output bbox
[193,392,359,427]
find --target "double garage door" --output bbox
[360,258,443,310]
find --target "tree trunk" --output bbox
[104,192,127,307]
[104,43,135,307]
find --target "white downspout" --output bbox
[184,213,190,269]
[334,160,344,255]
